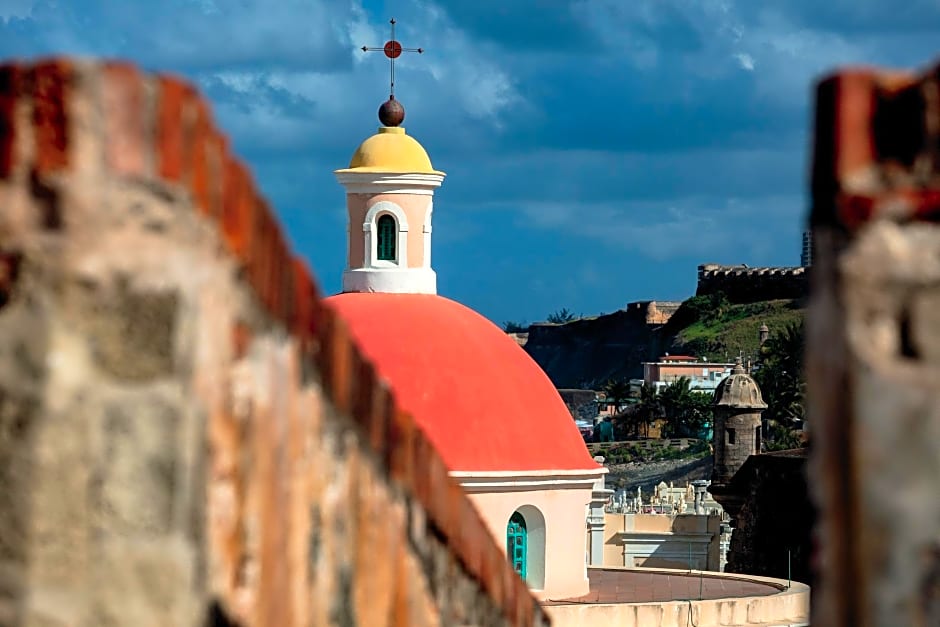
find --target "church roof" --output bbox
[335,126,444,175]
[325,292,601,473]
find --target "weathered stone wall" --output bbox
[696,264,808,304]
[722,451,813,585]
[524,306,663,388]
[807,59,940,625]
[710,409,761,485]
[0,59,548,627]
[627,300,681,325]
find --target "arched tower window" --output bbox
[376,214,397,261]
[506,512,527,579]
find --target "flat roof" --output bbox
[542,568,783,605]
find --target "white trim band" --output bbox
[450,468,607,493]
[342,267,437,294]
[335,171,446,195]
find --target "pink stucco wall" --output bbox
[644,363,731,384]
[345,193,431,269]
[465,486,594,601]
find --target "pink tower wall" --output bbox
[345,192,431,269]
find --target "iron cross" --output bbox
[361,18,424,98]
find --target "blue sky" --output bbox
[2,1,939,325]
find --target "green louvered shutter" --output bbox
[377,215,396,261]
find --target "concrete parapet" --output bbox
[544,567,810,627]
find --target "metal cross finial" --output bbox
[361,18,424,98]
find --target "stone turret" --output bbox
[710,358,767,486]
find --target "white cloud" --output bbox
[734,52,755,71]
[408,1,522,123]
[192,0,523,155]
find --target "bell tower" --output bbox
[335,20,444,294]
[333,104,444,294]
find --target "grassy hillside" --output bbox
[520,293,805,389]
[664,296,805,361]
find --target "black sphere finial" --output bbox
[378,96,405,127]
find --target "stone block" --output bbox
[87,537,200,627]
[65,277,178,382]
[93,393,184,535]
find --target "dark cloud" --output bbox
[0,0,359,73]
[430,0,596,52]
[737,1,940,35]
[1,0,938,323]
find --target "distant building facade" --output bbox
[800,230,814,267]
[640,355,735,394]
[598,513,723,571]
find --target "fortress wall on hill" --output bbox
[696,264,808,303]
[0,58,546,627]
[621,300,683,326]
[524,302,676,389]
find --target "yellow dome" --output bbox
[338,127,443,174]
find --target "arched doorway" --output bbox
[506,506,546,589]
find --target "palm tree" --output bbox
[659,377,692,438]
[754,321,807,449]
[656,377,716,438]
[547,308,576,324]
[602,378,631,415]
[634,382,661,439]
[755,321,806,425]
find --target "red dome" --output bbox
[325,293,600,473]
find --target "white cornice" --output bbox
[335,171,445,195]
[449,468,607,478]
[451,468,606,493]
[615,531,717,543]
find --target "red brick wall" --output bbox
[0,58,548,627]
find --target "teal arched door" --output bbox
[506,512,527,579]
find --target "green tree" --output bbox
[684,391,715,440]
[503,320,528,333]
[659,377,691,438]
[766,421,804,451]
[603,378,631,414]
[754,321,807,449]
[547,308,576,324]
[634,382,662,438]
[659,377,714,438]
[603,378,633,439]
